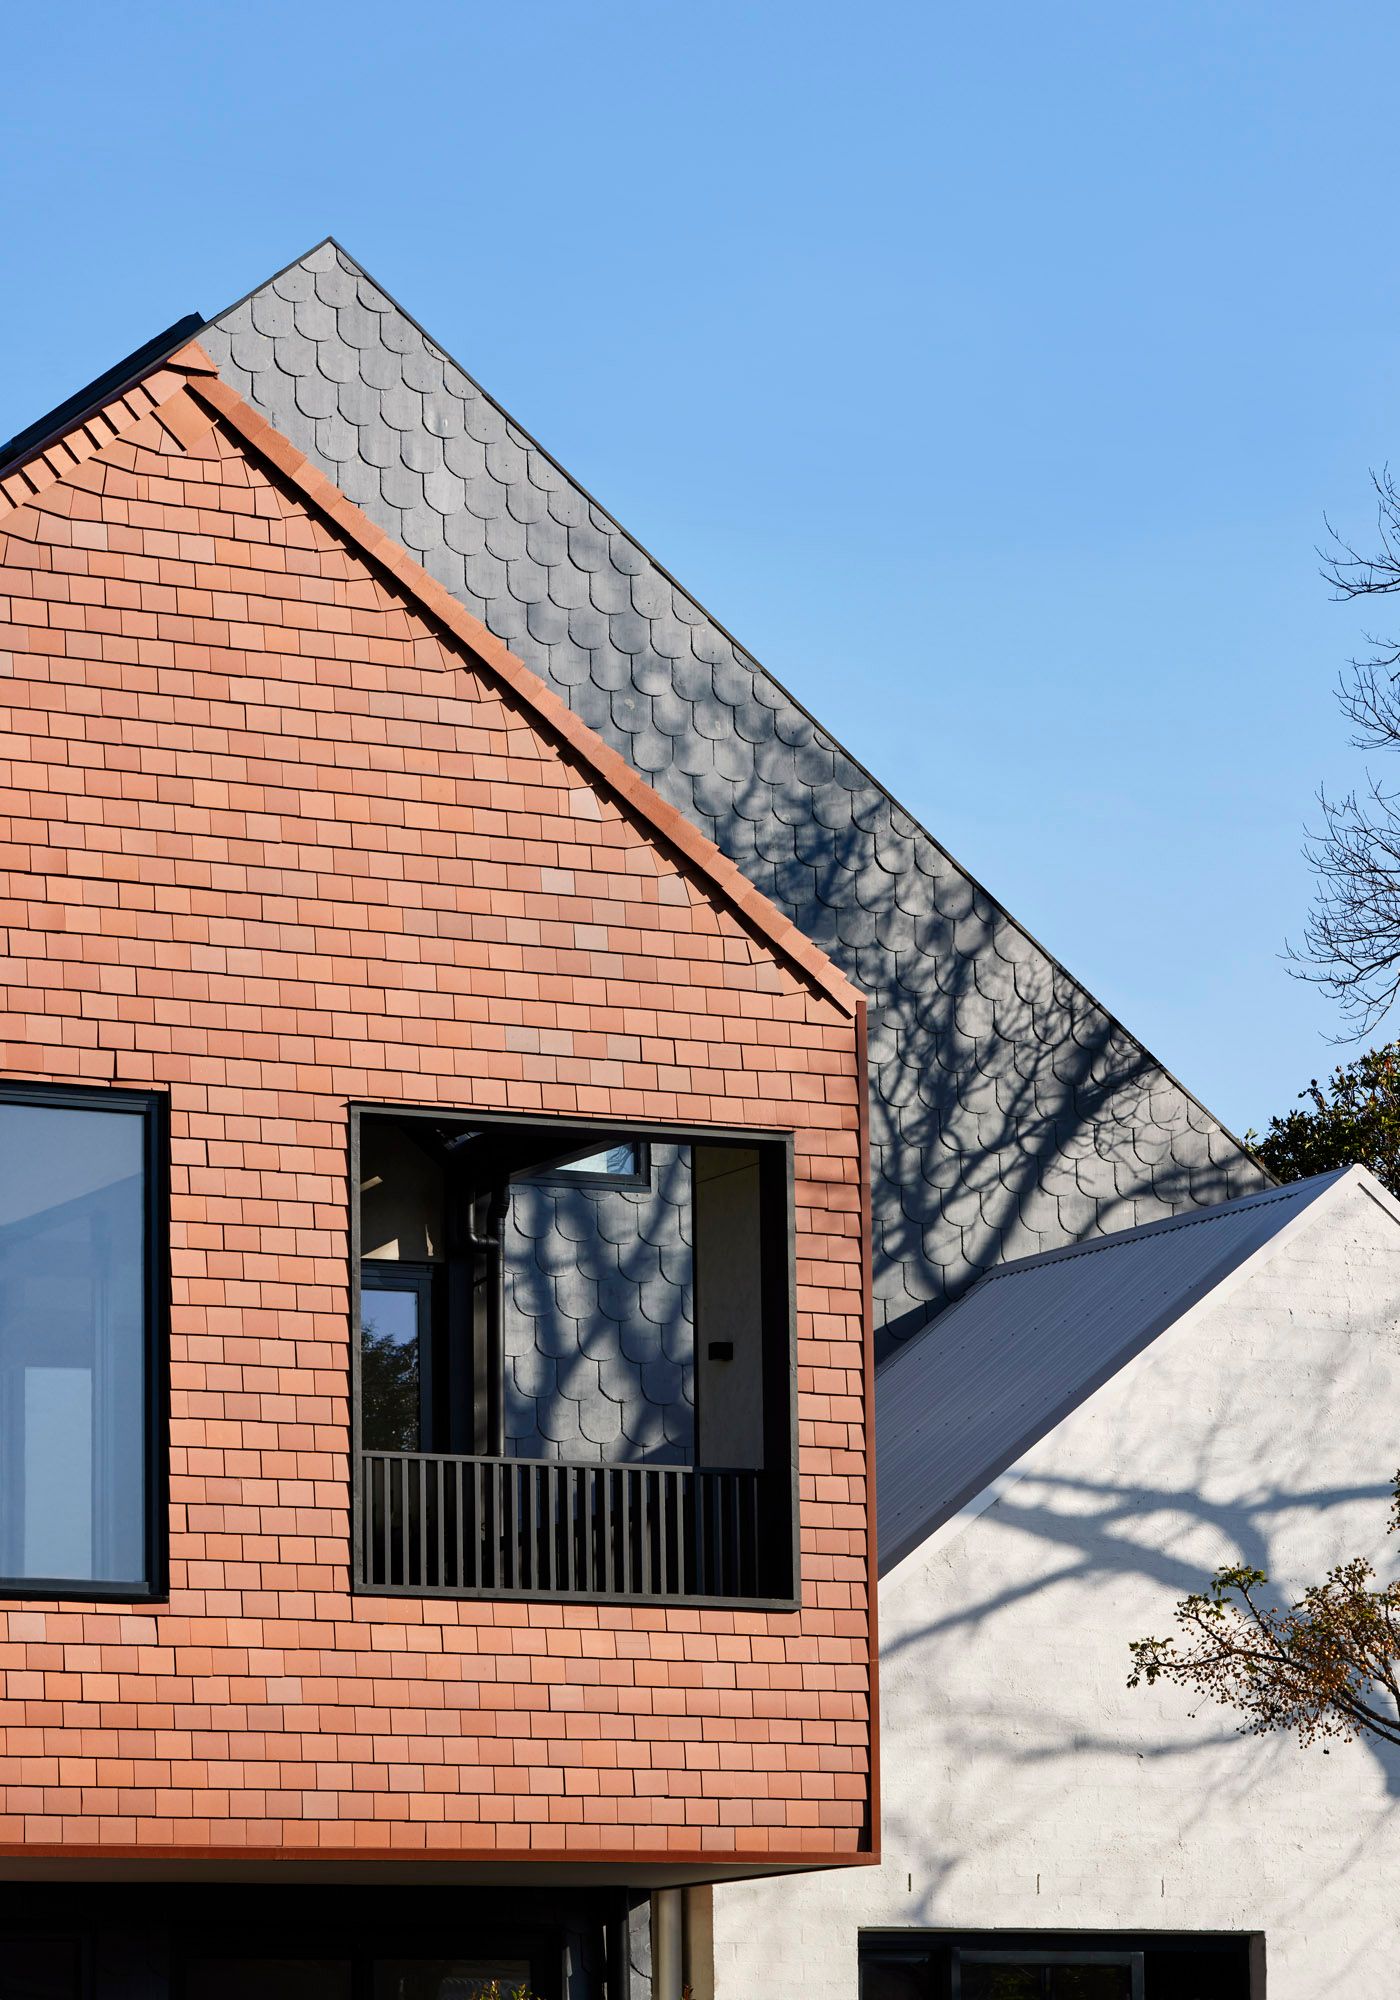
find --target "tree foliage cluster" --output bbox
[1247,1041,1400,1197]
[1129,1476,1400,1749]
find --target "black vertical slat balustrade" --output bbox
[619,1469,633,1595]
[359,1452,764,1602]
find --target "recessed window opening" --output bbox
[860,1931,1255,2000]
[353,1107,795,1603]
[0,1082,162,1596]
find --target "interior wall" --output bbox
[359,1122,445,1263]
[693,1148,765,1470]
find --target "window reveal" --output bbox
[0,1084,162,1595]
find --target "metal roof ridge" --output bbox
[972,1167,1350,1281]
[875,1167,1353,1380]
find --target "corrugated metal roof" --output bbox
[875,1170,1352,1574]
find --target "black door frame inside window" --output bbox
[0,1077,168,1602]
[359,1258,437,1450]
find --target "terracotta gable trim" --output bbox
[153,343,860,1020]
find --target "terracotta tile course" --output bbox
[0,373,872,1870]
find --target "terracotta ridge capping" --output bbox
[0,373,172,521]
[157,342,862,1019]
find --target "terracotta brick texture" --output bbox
[0,366,873,1874]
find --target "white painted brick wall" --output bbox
[716,1178,1400,1999]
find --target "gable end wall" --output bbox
[0,379,872,1872]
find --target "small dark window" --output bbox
[0,1083,163,1595]
[861,1934,1252,2000]
[954,1954,1140,2000]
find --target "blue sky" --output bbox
[3,1,1395,1133]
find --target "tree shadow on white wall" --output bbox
[876,1459,1400,1937]
[876,1472,1400,1952]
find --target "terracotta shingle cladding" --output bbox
[0,367,872,1867]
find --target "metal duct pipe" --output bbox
[650,1889,684,2000]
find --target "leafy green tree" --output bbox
[1246,1042,1400,1196]
[1130,1477,1400,1749]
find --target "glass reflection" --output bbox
[361,1284,423,1451]
[0,1099,147,1584]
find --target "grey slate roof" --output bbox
[186,239,1267,1348]
[875,1168,1350,1572]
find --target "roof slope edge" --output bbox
[0,341,860,1021]
[195,240,1269,1343]
[197,237,1255,1168]
[875,1166,1372,1573]
[1,236,1270,1337]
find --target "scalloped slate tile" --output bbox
[499,1149,694,1464]
[201,240,1269,1356]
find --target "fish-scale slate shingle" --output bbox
[200,239,1268,1354]
[503,1147,695,1465]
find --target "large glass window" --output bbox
[374,1960,534,1999]
[183,1963,352,2000]
[353,1106,797,1603]
[0,1085,160,1593]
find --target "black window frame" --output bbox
[860,1931,1258,2000]
[348,1101,801,1610]
[0,1077,167,1604]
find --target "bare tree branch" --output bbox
[1289,472,1400,1030]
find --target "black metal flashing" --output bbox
[0,313,204,480]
